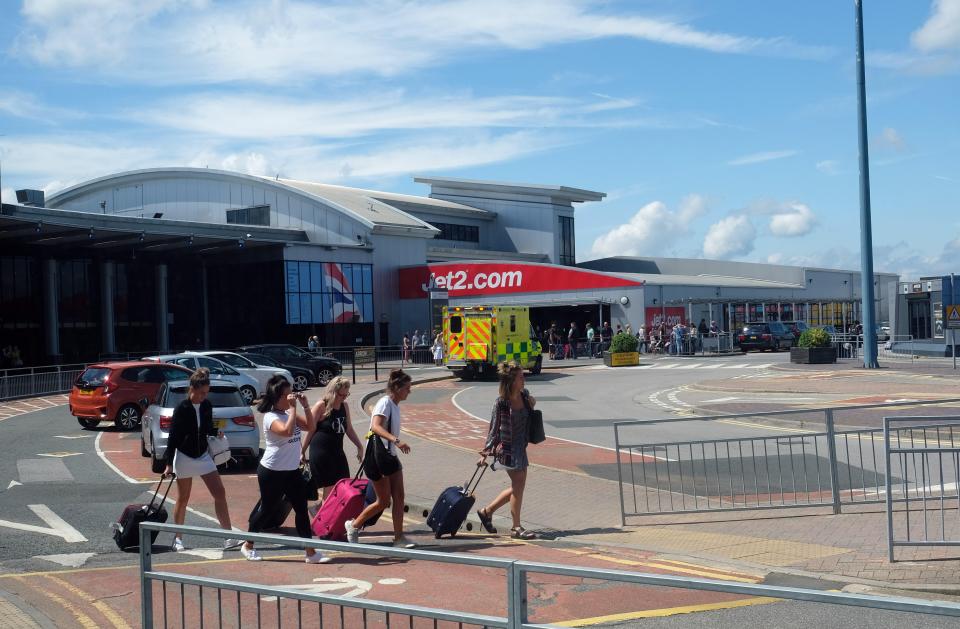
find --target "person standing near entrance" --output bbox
[586,324,595,357]
[568,322,578,359]
[402,333,411,364]
[432,331,444,366]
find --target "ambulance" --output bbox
[442,305,543,379]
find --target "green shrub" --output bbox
[798,327,831,348]
[610,331,639,353]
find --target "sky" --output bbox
[0,0,958,279]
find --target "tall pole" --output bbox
[855,0,879,368]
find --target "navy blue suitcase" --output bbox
[362,479,384,528]
[113,474,174,550]
[426,463,487,539]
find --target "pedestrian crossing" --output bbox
[590,362,774,371]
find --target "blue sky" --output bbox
[0,0,957,278]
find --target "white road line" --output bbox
[0,504,88,542]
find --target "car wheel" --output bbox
[78,417,100,430]
[316,369,335,386]
[151,452,166,474]
[141,437,149,458]
[530,355,542,375]
[293,374,310,391]
[239,385,257,406]
[114,404,141,431]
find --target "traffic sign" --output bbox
[947,305,960,329]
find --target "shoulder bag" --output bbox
[524,394,546,445]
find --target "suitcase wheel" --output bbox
[422,509,430,518]
[465,522,473,531]
[450,530,457,538]
[434,532,441,539]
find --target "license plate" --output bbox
[750,336,757,340]
[214,419,226,429]
[79,390,92,396]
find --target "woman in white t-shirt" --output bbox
[345,369,414,548]
[240,375,326,563]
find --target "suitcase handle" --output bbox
[147,473,176,511]
[463,462,488,494]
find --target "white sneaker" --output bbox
[344,519,359,544]
[393,536,416,549]
[240,545,262,561]
[305,552,331,564]
[223,538,242,550]
[172,538,185,552]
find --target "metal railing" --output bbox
[885,416,960,561]
[0,363,87,401]
[614,399,960,523]
[139,523,960,628]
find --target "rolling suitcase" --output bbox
[113,473,174,550]
[248,496,293,531]
[427,463,487,539]
[311,467,367,541]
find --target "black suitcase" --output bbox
[249,497,293,531]
[113,474,174,550]
[426,463,487,539]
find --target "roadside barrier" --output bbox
[614,399,960,524]
[139,523,960,627]
[0,363,86,401]
[885,416,960,561]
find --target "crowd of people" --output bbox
[162,362,539,562]
[536,318,725,358]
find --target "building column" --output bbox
[100,261,116,354]
[201,263,210,349]
[43,259,60,362]
[156,264,169,352]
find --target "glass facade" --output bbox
[114,262,156,352]
[559,216,575,266]
[0,256,42,366]
[432,222,479,243]
[285,261,373,325]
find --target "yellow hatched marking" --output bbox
[12,575,101,629]
[552,596,779,627]
[45,575,131,628]
[717,419,812,434]
[552,548,761,583]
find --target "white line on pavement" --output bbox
[0,505,88,542]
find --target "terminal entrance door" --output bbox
[908,300,931,339]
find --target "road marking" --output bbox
[7,480,22,489]
[716,419,812,434]
[0,504,87,542]
[378,578,406,585]
[54,435,92,439]
[178,548,225,560]
[34,552,96,568]
[13,575,101,628]
[37,452,83,458]
[703,397,740,403]
[46,574,131,629]
[552,596,779,626]
[261,577,372,602]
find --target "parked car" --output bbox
[785,321,809,340]
[238,352,312,392]
[738,322,794,352]
[142,354,261,405]
[141,380,259,473]
[878,325,891,342]
[818,325,839,336]
[189,350,296,394]
[235,344,342,386]
[69,361,194,430]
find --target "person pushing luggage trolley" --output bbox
[345,369,416,548]
[476,361,538,539]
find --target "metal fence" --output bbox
[885,416,960,562]
[139,523,960,628]
[0,363,87,401]
[614,399,960,523]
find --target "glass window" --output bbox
[162,367,190,381]
[450,316,463,334]
[559,216,575,266]
[311,293,324,324]
[165,386,245,408]
[287,292,300,324]
[362,265,372,293]
[77,367,111,387]
[310,263,324,295]
[285,261,300,293]
[299,262,311,293]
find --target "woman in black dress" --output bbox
[302,376,363,507]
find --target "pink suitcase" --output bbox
[311,476,368,540]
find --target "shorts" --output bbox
[362,437,401,481]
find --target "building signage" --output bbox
[398,262,643,299]
[645,307,686,331]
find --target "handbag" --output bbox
[524,395,546,445]
[301,464,319,502]
[206,434,231,465]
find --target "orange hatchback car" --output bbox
[69,361,194,430]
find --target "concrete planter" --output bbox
[790,346,836,364]
[603,351,639,367]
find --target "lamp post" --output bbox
[855,0,879,368]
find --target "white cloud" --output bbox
[13,0,833,85]
[703,215,755,258]
[0,90,83,123]
[768,203,817,237]
[590,196,708,258]
[912,0,960,52]
[727,150,799,166]
[816,160,840,176]
[878,127,907,151]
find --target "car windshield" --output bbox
[77,367,111,387]
[743,325,768,334]
[164,386,245,407]
[245,354,278,367]
[214,353,254,368]
[281,346,308,358]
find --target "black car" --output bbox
[238,352,313,392]
[235,344,341,386]
[738,322,794,352]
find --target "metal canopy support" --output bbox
[156,264,169,352]
[100,261,116,354]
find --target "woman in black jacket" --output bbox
[163,368,239,552]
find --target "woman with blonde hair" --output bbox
[302,376,364,508]
[476,361,537,539]
[345,369,415,547]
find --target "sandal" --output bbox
[477,509,497,534]
[510,526,537,540]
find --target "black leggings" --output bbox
[250,465,311,539]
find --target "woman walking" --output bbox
[163,368,240,552]
[345,369,415,548]
[432,331,444,366]
[476,362,537,539]
[241,375,328,563]
[302,377,364,509]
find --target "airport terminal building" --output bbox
[0,167,899,365]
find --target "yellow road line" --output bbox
[552,596,780,627]
[717,419,812,434]
[12,576,101,629]
[553,548,760,583]
[45,575,131,629]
